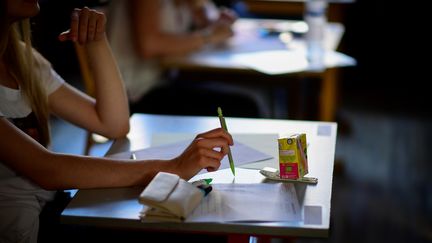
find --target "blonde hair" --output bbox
[1,19,51,147]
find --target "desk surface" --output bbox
[61,114,337,238]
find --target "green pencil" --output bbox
[217,107,235,176]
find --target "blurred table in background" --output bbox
[162,18,356,121]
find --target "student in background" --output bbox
[0,1,233,242]
[108,0,263,117]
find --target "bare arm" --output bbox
[130,0,235,58]
[0,118,233,190]
[55,7,129,138]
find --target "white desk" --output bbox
[161,18,356,121]
[61,114,337,238]
[162,18,354,72]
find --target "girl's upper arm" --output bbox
[130,0,160,35]
[48,82,101,133]
[129,0,163,56]
[0,118,50,178]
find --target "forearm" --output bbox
[2,119,181,190]
[1,120,233,191]
[36,153,174,190]
[139,33,206,58]
[131,0,206,58]
[84,37,129,134]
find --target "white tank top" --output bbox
[107,0,193,102]
[0,49,65,209]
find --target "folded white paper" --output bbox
[139,172,204,221]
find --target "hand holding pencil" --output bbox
[171,127,233,180]
[127,109,234,180]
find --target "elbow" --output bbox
[113,123,130,139]
[115,120,130,138]
[104,122,130,139]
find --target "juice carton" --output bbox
[278,134,308,179]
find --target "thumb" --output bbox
[58,30,73,42]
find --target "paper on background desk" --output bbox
[108,133,278,173]
[231,50,356,75]
[232,50,308,74]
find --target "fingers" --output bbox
[195,138,229,158]
[70,10,79,41]
[78,8,90,44]
[196,127,233,146]
[197,155,221,172]
[219,7,237,24]
[197,138,229,159]
[190,132,233,169]
[94,13,106,41]
[87,13,97,42]
[195,128,234,161]
[58,10,78,42]
[58,30,70,42]
[208,22,234,43]
[206,167,217,172]
[58,7,106,44]
[174,141,223,180]
[175,129,233,178]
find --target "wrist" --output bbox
[199,28,212,45]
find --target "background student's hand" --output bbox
[217,7,237,25]
[171,128,233,180]
[204,8,237,45]
[58,7,107,45]
[205,22,234,45]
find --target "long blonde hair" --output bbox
[1,16,51,147]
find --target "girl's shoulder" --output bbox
[17,41,52,70]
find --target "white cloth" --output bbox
[0,49,64,243]
[107,0,193,102]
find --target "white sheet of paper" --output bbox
[152,133,279,170]
[108,136,274,173]
[231,50,356,75]
[232,50,308,75]
[187,183,301,222]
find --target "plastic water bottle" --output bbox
[304,0,328,71]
